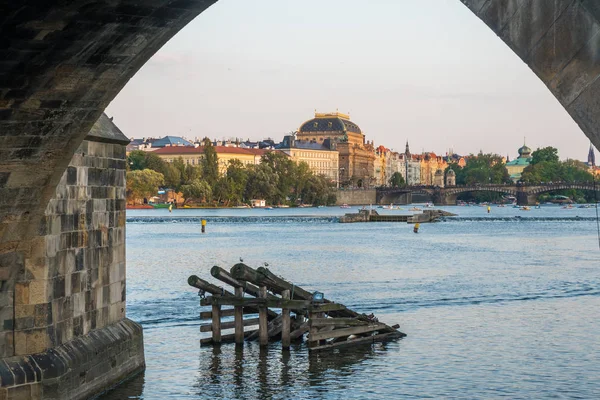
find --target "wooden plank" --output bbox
[200,329,258,346]
[201,308,235,319]
[309,331,405,352]
[211,304,221,343]
[259,286,268,346]
[311,318,368,327]
[281,289,291,349]
[234,286,244,345]
[290,321,309,340]
[200,297,279,319]
[309,323,388,342]
[201,296,310,309]
[308,303,347,313]
[200,318,260,332]
[211,266,278,300]
[308,311,318,349]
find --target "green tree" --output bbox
[225,159,249,204]
[261,151,296,205]
[389,172,405,187]
[201,139,219,187]
[531,147,559,165]
[127,150,147,171]
[126,169,164,204]
[245,163,278,203]
[181,179,212,204]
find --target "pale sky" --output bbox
[107,0,596,161]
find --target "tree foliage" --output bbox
[446,153,510,186]
[201,138,219,187]
[389,172,405,188]
[181,180,212,203]
[126,169,164,204]
[531,146,559,165]
[126,148,337,207]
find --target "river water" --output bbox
[101,204,600,399]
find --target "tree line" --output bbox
[126,140,337,206]
[445,148,596,203]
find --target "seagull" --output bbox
[239,257,244,263]
[264,262,269,267]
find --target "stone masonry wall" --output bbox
[11,138,127,356]
[0,132,144,399]
[336,190,377,206]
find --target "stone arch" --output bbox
[2,0,600,396]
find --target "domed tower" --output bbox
[434,168,445,187]
[518,144,532,158]
[446,169,456,187]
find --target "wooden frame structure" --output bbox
[188,263,406,351]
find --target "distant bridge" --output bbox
[377,183,600,205]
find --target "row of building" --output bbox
[127,111,599,187]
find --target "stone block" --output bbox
[28,280,48,305]
[14,283,29,305]
[26,328,48,354]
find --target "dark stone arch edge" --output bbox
[0,318,144,399]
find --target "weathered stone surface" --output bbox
[0,318,143,400]
[461,0,600,147]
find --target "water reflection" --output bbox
[96,371,145,399]
[196,341,394,398]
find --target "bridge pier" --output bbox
[379,192,412,205]
[0,116,145,399]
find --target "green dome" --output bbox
[518,145,531,156]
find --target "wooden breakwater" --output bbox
[339,209,457,223]
[188,264,405,351]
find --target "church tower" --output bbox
[588,143,596,167]
[405,140,410,157]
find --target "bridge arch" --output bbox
[2,0,600,397]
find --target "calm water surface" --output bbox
[101,205,600,399]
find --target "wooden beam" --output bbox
[211,266,278,300]
[309,323,388,342]
[311,318,369,327]
[201,296,311,309]
[211,304,221,343]
[308,303,346,313]
[188,275,234,297]
[290,321,309,340]
[309,331,406,352]
[281,289,291,349]
[201,318,260,332]
[234,286,244,345]
[259,286,268,347]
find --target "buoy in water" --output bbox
[201,219,206,233]
[413,223,420,233]
[168,204,173,213]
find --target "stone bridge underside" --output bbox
[1,0,600,398]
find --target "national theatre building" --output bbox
[298,112,375,186]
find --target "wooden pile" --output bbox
[188,263,406,352]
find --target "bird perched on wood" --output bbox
[239,257,244,263]
[264,262,269,267]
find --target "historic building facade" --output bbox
[277,135,339,185]
[506,143,533,182]
[419,152,448,186]
[298,112,375,187]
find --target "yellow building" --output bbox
[297,112,375,186]
[418,153,448,185]
[506,144,533,182]
[277,135,339,185]
[153,146,269,174]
